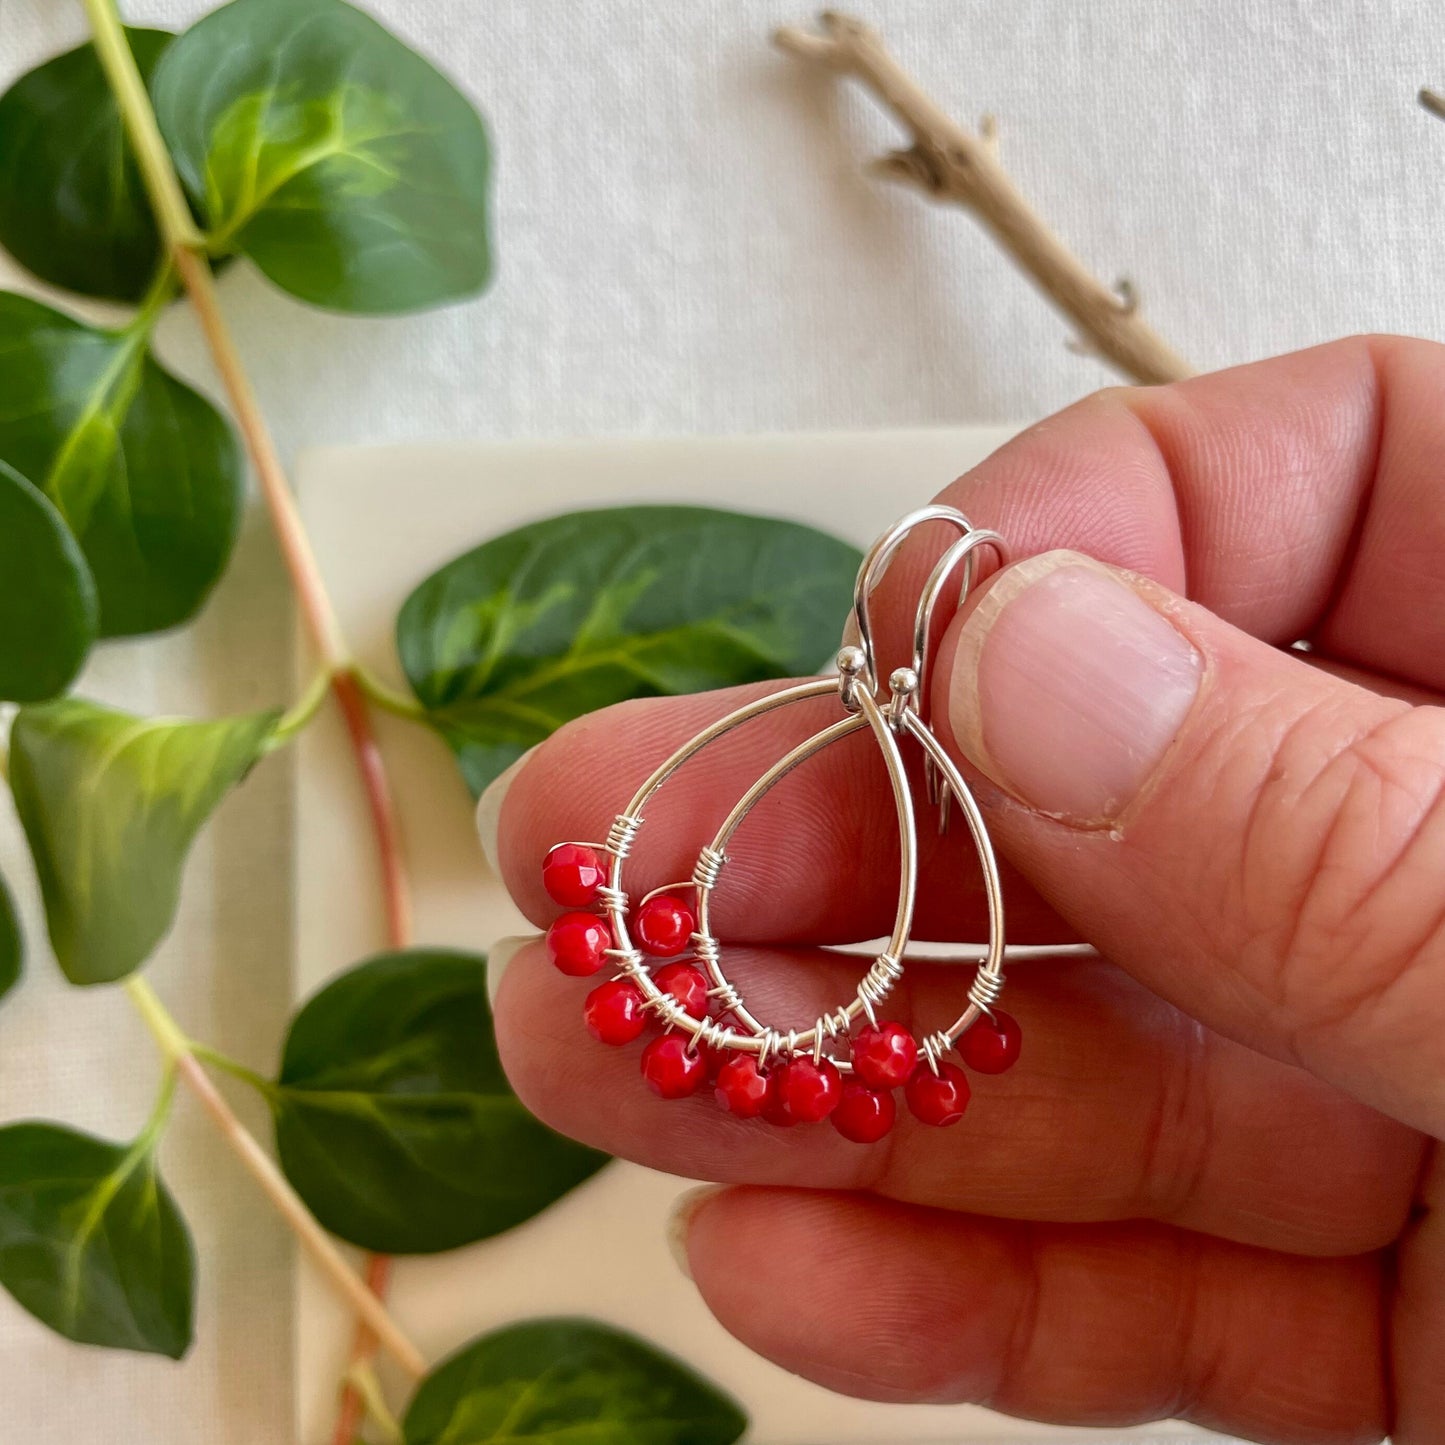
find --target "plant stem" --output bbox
[270,668,334,748]
[353,663,428,723]
[123,262,180,339]
[84,4,416,1426]
[170,247,352,666]
[328,667,413,945]
[125,979,427,1382]
[84,7,337,649]
[85,0,412,938]
[345,1359,405,1444]
[332,1256,396,1445]
[80,0,202,249]
[774,12,1193,385]
[188,1041,278,1098]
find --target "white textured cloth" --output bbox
[1,1,1440,1439]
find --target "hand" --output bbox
[481,337,1442,1445]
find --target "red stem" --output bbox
[169,247,412,1434]
[330,670,412,948]
[330,1253,395,1445]
[84,19,419,1427]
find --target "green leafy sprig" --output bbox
[0,0,861,1435]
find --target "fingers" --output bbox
[1392,1153,1445,1441]
[493,943,1423,1256]
[488,339,1445,948]
[678,1188,1387,1444]
[486,680,1074,944]
[873,335,1445,690]
[939,550,1445,1137]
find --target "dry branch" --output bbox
[774,11,1193,385]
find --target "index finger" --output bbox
[873,334,1445,690]
[488,337,1445,943]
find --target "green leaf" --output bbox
[273,950,606,1254]
[153,0,492,315]
[403,1318,748,1445]
[0,31,171,303]
[0,293,243,637]
[398,505,862,796]
[7,698,279,985]
[0,460,97,703]
[0,872,21,1004]
[0,1119,194,1357]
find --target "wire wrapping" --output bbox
[606,813,643,857]
[920,1031,952,1073]
[605,947,644,975]
[692,846,725,891]
[687,1016,732,1054]
[596,885,629,913]
[856,952,904,1024]
[568,506,1010,1085]
[967,967,1005,1013]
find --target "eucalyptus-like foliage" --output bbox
[404,1319,749,1445]
[0,460,97,703]
[272,950,606,1254]
[399,506,863,795]
[0,5,756,1430]
[8,700,278,985]
[0,294,242,638]
[153,0,492,314]
[0,1117,194,1358]
[0,29,171,302]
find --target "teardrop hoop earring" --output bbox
[539,506,1021,1143]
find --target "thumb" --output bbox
[939,547,1445,1139]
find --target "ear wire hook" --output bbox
[909,528,1007,823]
[849,507,1007,824]
[850,504,979,696]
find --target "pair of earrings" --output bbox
[540,506,1020,1143]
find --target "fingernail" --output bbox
[949,550,1202,824]
[475,747,537,874]
[486,933,540,1005]
[665,1185,723,1281]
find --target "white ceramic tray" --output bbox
[294,428,1229,1445]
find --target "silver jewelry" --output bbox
[540,506,1021,1139]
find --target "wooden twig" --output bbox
[1420,88,1445,122]
[774,11,1193,385]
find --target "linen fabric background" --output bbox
[1,0,1441,1438]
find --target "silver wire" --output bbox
[583,505,1010,1074]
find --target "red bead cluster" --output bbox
[544,843,709,1090]
[542,842,1023,1139]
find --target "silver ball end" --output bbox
[889,666,919,695]
[836,645,867,675]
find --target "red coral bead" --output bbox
[546,911,611,976]
[713,1055,771,1118]
[640,1034,707,1099]
[851,1021,917,1089]
[583,979,646,1046]
[635,894,695,956]
[959,1010,1023,1074]
[760,1073,798,1128]
[652,961,709,1019]
[772,1057,842,1123]
[542,843,606,907]
[905,1062,971,1127]
[831,1081,896,1143]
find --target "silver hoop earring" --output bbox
[539,506,1019,1142]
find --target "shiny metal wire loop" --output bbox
[910,527,1007,703]
[588,504,1010,1078]
[852,504,1003,696]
